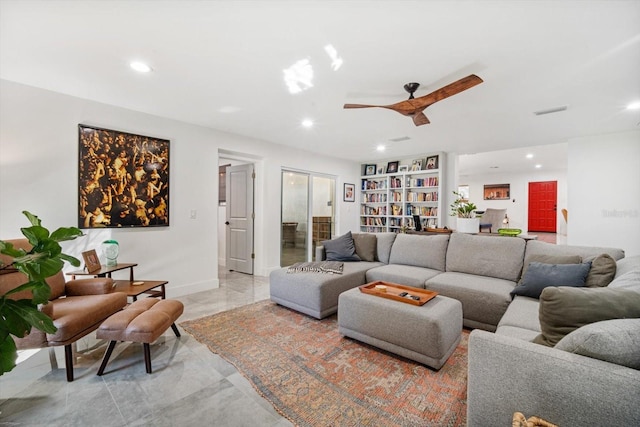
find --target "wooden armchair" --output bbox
[0,239,127,381]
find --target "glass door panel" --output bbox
[281,171,308,267]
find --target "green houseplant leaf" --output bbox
[0,211,84,375]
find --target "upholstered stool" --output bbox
[338,287,462,369]
[96,298,184,375]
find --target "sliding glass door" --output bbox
[280,170,335,267]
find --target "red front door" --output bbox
[528,181,557,232]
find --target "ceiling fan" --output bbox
[343,74,483,126]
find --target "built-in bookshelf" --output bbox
[360,154,444,233]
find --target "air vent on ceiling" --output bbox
[389,136,411,142]
[534,106,568,116]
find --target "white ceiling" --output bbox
[1,1,638,174]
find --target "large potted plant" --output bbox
[450,191,479,233]
[0,211,83,375]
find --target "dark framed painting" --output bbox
[78,124,170,228]
[425,155,439,170]
[386,161,399,174]
[364,164,377,176]
[344,183,355,202]
[484,183,510,200]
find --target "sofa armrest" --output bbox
[468,329,640,427]
[65,278,115,296]
[315,245,326,261]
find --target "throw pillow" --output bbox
[584,253,617,287]
[607,269,640,293]
[555,318,640,370]
[351,233,377,262]
[510,261,591,299]
[322,231,360,262]
[519,254,581,283]
[533,286,640,347]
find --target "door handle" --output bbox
[225,221,230,225]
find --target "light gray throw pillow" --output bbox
[555,318,640,369]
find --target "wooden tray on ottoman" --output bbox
[359,281,438,306]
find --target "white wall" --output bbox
[459,169,568,234]
[0,80,361,296]
[567,131,640,256]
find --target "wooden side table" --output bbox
[113,280,167,301]
[67,263,138,281]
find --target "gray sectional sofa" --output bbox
[269,231,640,426]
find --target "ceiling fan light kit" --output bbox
[344,74,483,126]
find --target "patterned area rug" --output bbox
[180,300,468,427]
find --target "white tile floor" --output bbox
[0,269,292,427]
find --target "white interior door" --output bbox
[225,164,254,274]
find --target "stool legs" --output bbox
[64,344,74,382]
[97,341,117,376]
[170,323,180,337]
[143,343,152,373]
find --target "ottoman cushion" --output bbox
[338,287,462,369]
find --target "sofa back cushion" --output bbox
[524,240,625,262]
[388,234,449,271]
[375,232,397,264]
[446,233,525,282]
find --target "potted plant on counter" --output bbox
[450,191,479,233]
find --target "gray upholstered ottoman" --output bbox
[338,287,463,369]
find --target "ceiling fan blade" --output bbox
[412,112,430,126]
[343,103,382,109]
[416,74,483,107]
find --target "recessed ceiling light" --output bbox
[526,153,534,159]
[130,61,152,73]
[376,145,386,152]
[489,166,499,169]
[535,164,542,169]
[301,119,314,128]
[627,101,640,110]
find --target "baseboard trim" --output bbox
[165,278,219,298]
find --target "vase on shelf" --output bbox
[457,218,480,234]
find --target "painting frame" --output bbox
[386,161,399,174]
[343,183,355,202]
[425,155,439,170]
[398,165,409,172]
[82,249,101,273]
[484,183,511,200]
[78,124,170,228]
[364,164,377,176]
[411,158,423,171]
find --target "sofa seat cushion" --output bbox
[426,272,515,331]
[388,233,449,271]
[445,233,525,282]
[498,295,541,333]
[269,261,382,319]
[555,318,640,369]
[47,292,128,345]
[495,325,541,342]
[365,264,441,289]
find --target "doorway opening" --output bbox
[281,170,335,267]
[218,152,259,275]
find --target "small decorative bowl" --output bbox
[497,228,522,237]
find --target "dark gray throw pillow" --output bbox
[322,231,360,262]
[510,261,591,299]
